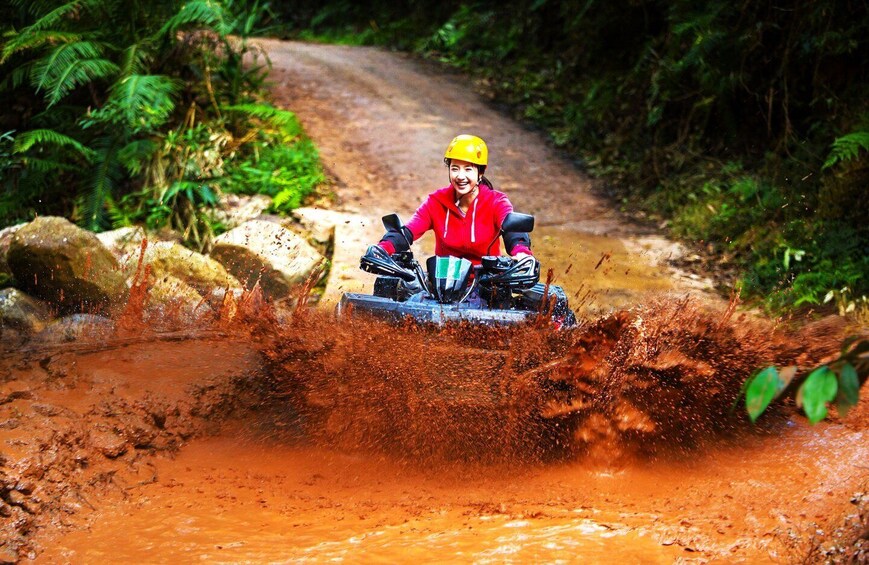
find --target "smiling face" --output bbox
[448,159,481,198]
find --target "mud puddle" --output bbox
[4,290,867,562]
[36,418,867,563]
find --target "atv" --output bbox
[337,212,577,327]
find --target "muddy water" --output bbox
[27,299,868,563]
[38,421,868,563]
[533,226,681,315]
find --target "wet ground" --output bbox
[38,425,868,564]
[1,299,864,563]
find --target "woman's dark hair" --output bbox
[445,158,491,188]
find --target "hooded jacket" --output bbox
[379,185,532,264]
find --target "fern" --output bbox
[31,41,119,106]
[823,131,869,170]
[222,103,302,131]
[82,137,122,231]
[158,0,230,38]
[1,30,83,62]
[0,62,35,92]
[117,138,157,176]
[9,0,95,34]
[85,74,180,131]
[13,128,94,160]
[118,42,154,77]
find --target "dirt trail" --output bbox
[261,39,708,306]
[5,41,868,563]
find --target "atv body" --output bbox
[338,213,577,327]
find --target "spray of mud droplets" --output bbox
[247,293,843,465]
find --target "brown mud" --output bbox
[2,40,868,563]
[2,290,866,563]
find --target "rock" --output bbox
[35,314,115,344]
[0,288,52,335]
[120,241,241,297]
[143,275,212,326]
[290,206,356,244]
[213,194,272,230]
[6,217,128,314]
[90,430,127,459]
[210,220,325,299]
[0,223,24,285]
[96,226,146,260]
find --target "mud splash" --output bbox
[251,295,841,465]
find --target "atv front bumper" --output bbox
[338,293,537,326]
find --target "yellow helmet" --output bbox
[444,134,488,166]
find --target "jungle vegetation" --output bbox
[0,0,324,252]
[276,0,869,313]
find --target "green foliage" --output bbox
[743,338,868,423]
[823,131,869,170]
[30,41,119,106]
[0,0,323,249]
[84,75,181,132]
[220,105,324,213]
[12,128,94,159]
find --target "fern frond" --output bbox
[0,61,35,92]
[1,30,83,62]
[31,41,119,106]
[21,155,79,173]
[118,138,157,175]
[119,41,153,77]
[86,74,180,131]
[823,131,869,169]
[13,128,95,160]
[9,0,99,35]
[82,137,122,231]
[158,0,230,38]
[222,103,301,130]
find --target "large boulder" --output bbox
[120,241,241,296]
[6,217,128,314]
[213,193,272,231]
[0,288,52,335]
[35,313,115,344]
[96,226,146,260]
[210,219,325,299]
[143,275,213,327]
[0,223,25,286]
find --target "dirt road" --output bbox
[9,41,869,563]
[262,39,707,307]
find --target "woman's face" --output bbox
[448,159,480,197]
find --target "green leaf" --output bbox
[87,75,180,131]
[1,0,96,61]
[13,128,94,160]
[222,104,301,130]
[745,366,784,422]
[31,41,119,106]
[836,363,860,417]
[158,0,230,38]
[797,366,838,424]
[823,131,869,169]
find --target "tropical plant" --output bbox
[742,338,868,424]
[0,0,323,249]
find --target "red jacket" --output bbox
[380,186,531,264]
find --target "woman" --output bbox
[377,134,532,263]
